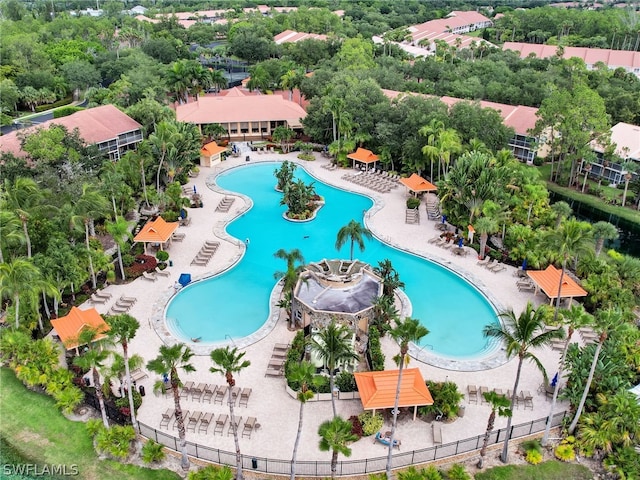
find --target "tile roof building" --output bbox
[382,89,540,162]
[175,88,306,141]
[503,42,640,78]
[588,122,640,185]
[273,30,328,44]
[0,105,143,161]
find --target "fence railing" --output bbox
[137,412,568,476]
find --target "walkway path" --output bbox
[85,152,578,464]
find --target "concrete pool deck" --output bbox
[84,151,577,464]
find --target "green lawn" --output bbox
[0,368,180,480]
[475,460,593,480]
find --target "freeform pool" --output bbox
[165,162,500,362]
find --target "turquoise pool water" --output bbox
[166,162,499,360]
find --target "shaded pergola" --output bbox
[347,148,379,171]
[133,216,179,253]
[51,306,110,352]
[526,265,588,305]
[354,368,433,420]
[399,173,437,196]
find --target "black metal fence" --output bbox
[84,391,129,426]
[137,412,568,476]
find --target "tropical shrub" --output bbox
[348,415,364,438]
[358,411,383,436]
[336,371,356,392]
[423,465,443,480]
[526,449,543,465]
[521,438,544,465]
[94,425,136,459]
[367,326,385,371]
[141,440,165,464]
[398,466,426,480]
[124,254,157,278]
[406,197,420,209]
[53,386,84,415]
[312,374,330,393]
[188,465,234,480]
[156,250,169,262]
[115,390,142,411]
[447,463,471,480]
[420,381,463,420]
[297,153,315,161]
[555,436,576,462]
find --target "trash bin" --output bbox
[139,385,145,397]
[245,155,250,162]
[168,260,173,267]
[457,405,465,418]
[251,458,258,469]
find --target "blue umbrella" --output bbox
[458,238,463,248]
[522,258,528,271]
[551,372,559,387]
[442,215,447,224]
[193,185,197,194]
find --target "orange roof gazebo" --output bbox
[354,368,433,420]
[347,148,379,171]
[399,173,437,196]
[51,307,110,351]
[526,265,588,304]
[133,216,179,253]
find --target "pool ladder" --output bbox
[225,334,237,347]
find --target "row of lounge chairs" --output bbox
[142,267,171,282]
[476,257,506,273]
[108,295,138,315]
[255,146,274,154]
[172,232,186,242]
[468,385,533,410]
[216,196,235,213]
[341,171,399,194]
[428,235,457,250]
[321,163,338,171]
[265,343,289,377]
[516,278,536,292]
[191,241,220,266]
[178,382,252,407]
[160,409,259,438]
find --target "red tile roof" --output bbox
[274,30,328,44]
[0,105,142,158]
[201,142,227,156]
[400,173,438,192]
[410,11,492,36]
[175,95,306,127]
[51,307,110,350]
[503,42,640,73]
[354,368,433,410]
[347,148,379,164]
[527,265,587,300]
[133,216,179,243]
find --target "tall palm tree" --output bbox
[73,184,111,290]
[373,259,405,298]
[273,248,305,293]
[318,416,358,479]
[105,217,131,281]
[208,69,228,94]
[483,302,564,463]
[323,95,344,144]
[73,327,112,428]
[542,304,593,446]
[147,343,195,471]
[310,320,358,418]
[478,391,512,468]
[2,177,46,258]
[289,361,318,480]
[620,161,638,207]
[591,221,619,257]
[106,313,140,430]
[419,119,445,181]
[386,317,429,480]
[474,216,498,260]
[568,308,625,434]
[0,210,25,263]
[545,219,593,323]
[0,257,44,328]
[210,347,251,480]
[335,220,372,261]
[550,201,572,228]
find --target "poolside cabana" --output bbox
[526,265,588,305]
[133,216,179,253]
[200,141,227,167]
[354,368,433,420]
[347,148,379,171]
[51,307,110,352]
[399,173,437,196]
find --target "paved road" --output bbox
[1,99,87,135]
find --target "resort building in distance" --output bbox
[175,87,306,142]
[0,105,143,161]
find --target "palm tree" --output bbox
[0,210,25,263]
[545,219,593,323]
[202,123,228,143]
[318,416,358,479]
[310,320,358,418]
[591,221,619,257]
[0,257,44,328]
[281,69,301,102]
[568,308,625,434]
[419,119,445,181]
[73,184,110,290]
[105,217,131,281]
[73,327,112,428]
[478,391,512,468]
[210,346,251,480]
[2,177,46,258]
[373,259,404,298]
[620,161,638,207]
[323,95,344,144]
[386,317,429,480]
[106,314,140,431]
[483,302,564,463]
[289,361,318,480]
[541,304,593,446]
[550,201,572,228]
[147,344,195,470]
[274,248,305,293]
[474,216,498,260]
[335,220,372,261]
[208,69,228,94]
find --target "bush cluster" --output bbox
[86,419,135,460]
[348,415,364,439]
[358,411,383,436]
[367,326,385,371]
[141,440,165,464]
[123,254,157,279]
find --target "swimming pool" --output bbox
[165,162,500,361]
